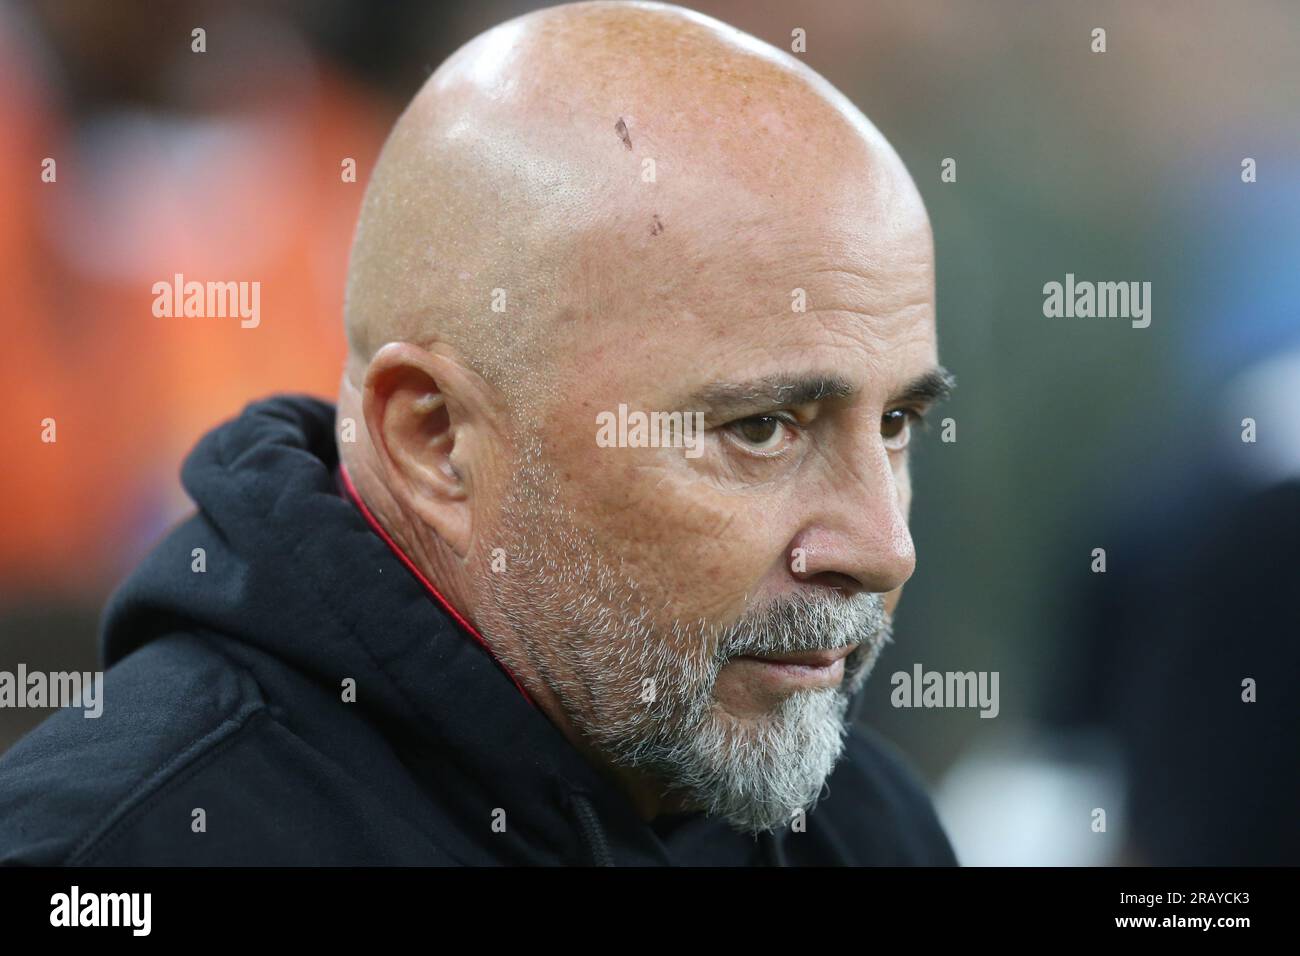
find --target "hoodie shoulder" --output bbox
[807,724,958,865]
[0,632,265,865]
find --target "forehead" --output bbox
[555,186,937,408]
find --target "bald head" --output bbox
[343,0,923,422]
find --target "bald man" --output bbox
[0,1,956,866]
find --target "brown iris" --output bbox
[882,409,910,440]
[733,416,783,445]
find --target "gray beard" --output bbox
[479,443,893,834]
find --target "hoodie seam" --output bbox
[66,699,267,865]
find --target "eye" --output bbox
[881,408,920,450]
[724,414,794,454]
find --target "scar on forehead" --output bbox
[650,214,664,236]
[614,117,633,150]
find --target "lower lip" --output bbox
[730,655,846,690]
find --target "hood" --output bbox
[101,394,784,865]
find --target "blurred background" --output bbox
[1,0,1296,865]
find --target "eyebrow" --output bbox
[685,366,955,419]
[896,366,957,406]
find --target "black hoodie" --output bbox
[0,395,957,866]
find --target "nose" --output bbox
[788,445,916,598]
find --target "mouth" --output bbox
[729,644,859,690]
[743,646,857,667]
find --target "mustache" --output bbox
[711,590,892,660]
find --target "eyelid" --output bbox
[892,405,930,428]
[763,410,801,426]
[724,410,801,429]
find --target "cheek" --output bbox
[575,455,784,623]
[894,455,914,514]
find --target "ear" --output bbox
[362,342,488,558]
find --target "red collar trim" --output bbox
[337,463,536,709]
